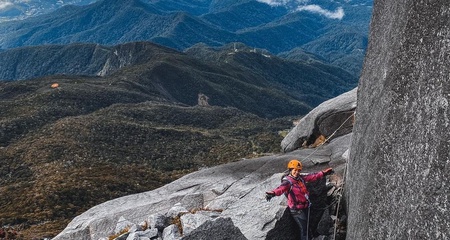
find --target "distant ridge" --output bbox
[0,41,356,116]
[0,0,373,75]
[0,42,180,81]
[1,43,342,235]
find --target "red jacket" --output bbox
[271,172,324,210]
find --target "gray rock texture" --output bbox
[180,217,247,240]
[347,0,450,239]
[281,88,356,153]
[50,80,357,240]
[162,225,181,240]
[53,133,351,240]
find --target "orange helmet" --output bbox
[287,159,302,170]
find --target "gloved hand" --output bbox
[322,168,334,176]
[265,192,275,202]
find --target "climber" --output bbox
[265,159,333,240]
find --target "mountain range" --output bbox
[0,0,372,238]
[0,0,373,76]
[0,41,357,115]
[0,0,96,22]
[0,41,357,238]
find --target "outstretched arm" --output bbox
[265,181,290,201]
[303,168,333,182]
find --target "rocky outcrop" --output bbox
[53,133,351,240]
[347,0,450,239]
[46,82,358,240]
[180,217,247,240]
[281,88,357,153]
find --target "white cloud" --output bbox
[296,5,345,20]
[257,0,345,20]
[0,2,14,10]
[257,0,310,7]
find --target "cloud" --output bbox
[257,1,345,20]
[0,2,14,10]
[296,5,345,20]
[257,0,310,7]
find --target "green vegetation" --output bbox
[0,76,297,238]
[0,40,354,239]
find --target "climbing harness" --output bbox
[281,172,311,239]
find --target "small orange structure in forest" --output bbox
[51,83,59,88]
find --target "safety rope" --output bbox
[302,111,355,239]
[310,198,339,211]
[307,205,311,240]
[303,112,355,162]
[333,159,347,240]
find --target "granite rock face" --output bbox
[53,134,351,240]
[281,88,357,153]
[50,83,356,240]
[347,0,450,239]
[180,217,247,240]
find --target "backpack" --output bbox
[280,171,293,197]
[280,171,310,203]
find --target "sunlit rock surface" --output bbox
[54,134,351,240]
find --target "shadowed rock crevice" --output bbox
[281,88,357,153]
[266,208,301,240]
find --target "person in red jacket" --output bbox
[266,159,333,240]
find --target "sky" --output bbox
[0,2,14,10]
[257,0,345,20]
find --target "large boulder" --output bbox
[52,79,357,240]
[181,217,247,240]
[281,88,357,153]
[347,0,450,239]
[53,132,351,240]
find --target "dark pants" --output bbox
[290,208,309,240]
